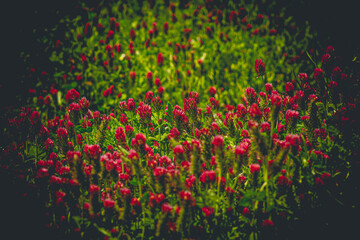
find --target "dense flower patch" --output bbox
[1,0,359,240]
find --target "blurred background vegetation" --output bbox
[1,0,359,110]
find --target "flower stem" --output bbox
[215,170,221,215]
[138,174,146,240]
[263,156,269,210]
[35,136,39,164]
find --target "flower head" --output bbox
[249,163,260,173]
[65,89,80,103]
[127,98,136,111]
[157,52,164,66]
[255,59,265,77]
[202,206,214,217]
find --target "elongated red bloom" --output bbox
[209,86,216,96]
[84,22,92,37]
[137,103,152,125]
[65,89,80,103]
[199,170,216,183]
[255,59,265,77]
[129,71,136,80]
[128,149,139,160]
[44,138,54,150]
[285,110,299,121]
[84,144,102,160]
[163,22,168,34]
[179,190,192,201]
[125,125,133,136]
[205,27,213,38]
[120,187,131,198]
[249,163,260,173]
[184,97,197,116]
[285,82,294,93]
[127,98,136,111]
[249,103,262,119]
[168,127,180,140]
[154,167,167,179]
[89,184,100,194]
[151,96,163,111]
[157,52,164,66]
[298,73,308,82]
[115,127,126,144]
[285,134,301,147]
[130,29,136,40]
[185,175,196,188]
[326,45,335,55]
[97,23,104,34]
[260,122,270,132]
[161,203,173,213]
[209,97,219,109]
[173,145,184,155]
[104,198,115,208]
[202,206,214,217]
[262,219,274,227]
[277,175,290,186]
[246,87,257,103]
[133,133,146,147]
[130,198,141,207]
[236,104,247,118]
[57,127,68,140]
[313,68,324,79]
[212,135,224,149]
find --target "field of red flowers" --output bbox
[1,0,359,239]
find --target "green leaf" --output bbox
[306,50,317,67]
[239,190,266,207]
[72,216,82,228]
[130,176,138,186]
[165,102,173,125]
[116,145,129,155]
[160,132,169,142]
[140,192,150,204]
[327,103,335,113]
[316,102,326,119]
[71,81,78,88]
[93,223,111,237]
[266,204,276,213]
[78,127,92,133]
[63,83,75,90]
[147,136,158,142]
[213,113,227,133]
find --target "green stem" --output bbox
[166,141,169,156]
[215,170,222,215]
[263,156,269,210]
[25,140,28,156]
[35,136,39,164]
[269,126,274,149]
[158,118,162,155]
[82,112,90,145]
[74,128,79,147]
[138,173,146,240]
[137,174,142,198]
[192,120,195,137]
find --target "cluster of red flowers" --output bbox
[3,0,359,236]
